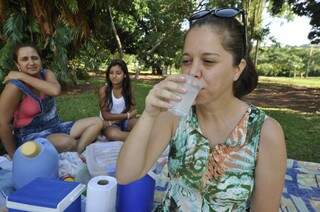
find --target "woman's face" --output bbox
[15,47,42,75]
[181,26,245,105]
[109,65,125,86]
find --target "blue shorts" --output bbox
[111,120,129,131]
[15,121,75,146]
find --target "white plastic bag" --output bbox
[58,152,85,178]
[85,141,123,177]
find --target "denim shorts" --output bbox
[111,120,129,131]
[15,121,75,146]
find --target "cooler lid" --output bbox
[7,177,85,211]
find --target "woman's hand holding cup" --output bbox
[144,75,187,117]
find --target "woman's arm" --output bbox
[3,69,61,96]
[116,75,186,184]
[116,111,176,184]
[128,86,138,118]
[98,86,129,121]
[0,84,23,158]
[250,117,287,211]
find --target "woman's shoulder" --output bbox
[0,82,23,104]
[41,69,58,80]
[5,79,27,93]
[260,116,286,153]
[261,117,284,139]
[3,81,23,93]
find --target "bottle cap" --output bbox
[20,141,40,157]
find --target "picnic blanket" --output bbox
[281,159,320,211]
[1,153,319,211]
[152,157,320,212]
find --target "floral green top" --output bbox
[157,105,266,211]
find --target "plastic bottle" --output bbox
[12,138,59,189]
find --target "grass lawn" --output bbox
[56,80,154,120]
[1,77,319,163]
[259,76,320,88]
[262,108,320,163]
[55,78,320,163]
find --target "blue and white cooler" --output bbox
[6,178,85,212]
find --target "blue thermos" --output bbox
[12,138,59,189]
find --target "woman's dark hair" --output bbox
[13,43,41,62]
[188,15,258,98]
[105,59,134,113]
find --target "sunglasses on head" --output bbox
[189,8,248,58]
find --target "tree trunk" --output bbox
[305,45,313,78]
[134,62,140,80]
[243,0,251,53]
[0,0,6,24]
[162,66,168,76]
[30,0,54,37]
[108,5,124,59]
[254,40,260,66]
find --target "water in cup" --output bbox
[169,75,203,117]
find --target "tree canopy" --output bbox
[0,0,318,87]
[270,0,320,44]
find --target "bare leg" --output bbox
[46,134,77,152]
[104,127,129,141]
[69,117,103,154]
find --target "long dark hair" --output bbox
[105,59,134,113]
[188,15,258,98]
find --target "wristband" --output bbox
[127,112,130,120]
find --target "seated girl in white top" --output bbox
[98,59,137,141]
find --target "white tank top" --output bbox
[110,90,125,114]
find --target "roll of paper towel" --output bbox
[85,176,117,212]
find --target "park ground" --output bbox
[63,75,320,114]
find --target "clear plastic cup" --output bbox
[168,75,203,117]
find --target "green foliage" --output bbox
[69,38,112,80]
[46,24,76,84]
[64,0,79,13]
[107,0,195,73]
[3,14,25,42]
[270,0,320,44]
[1,0,317,87]
[0,13,40,88]
[257,46,320,77]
